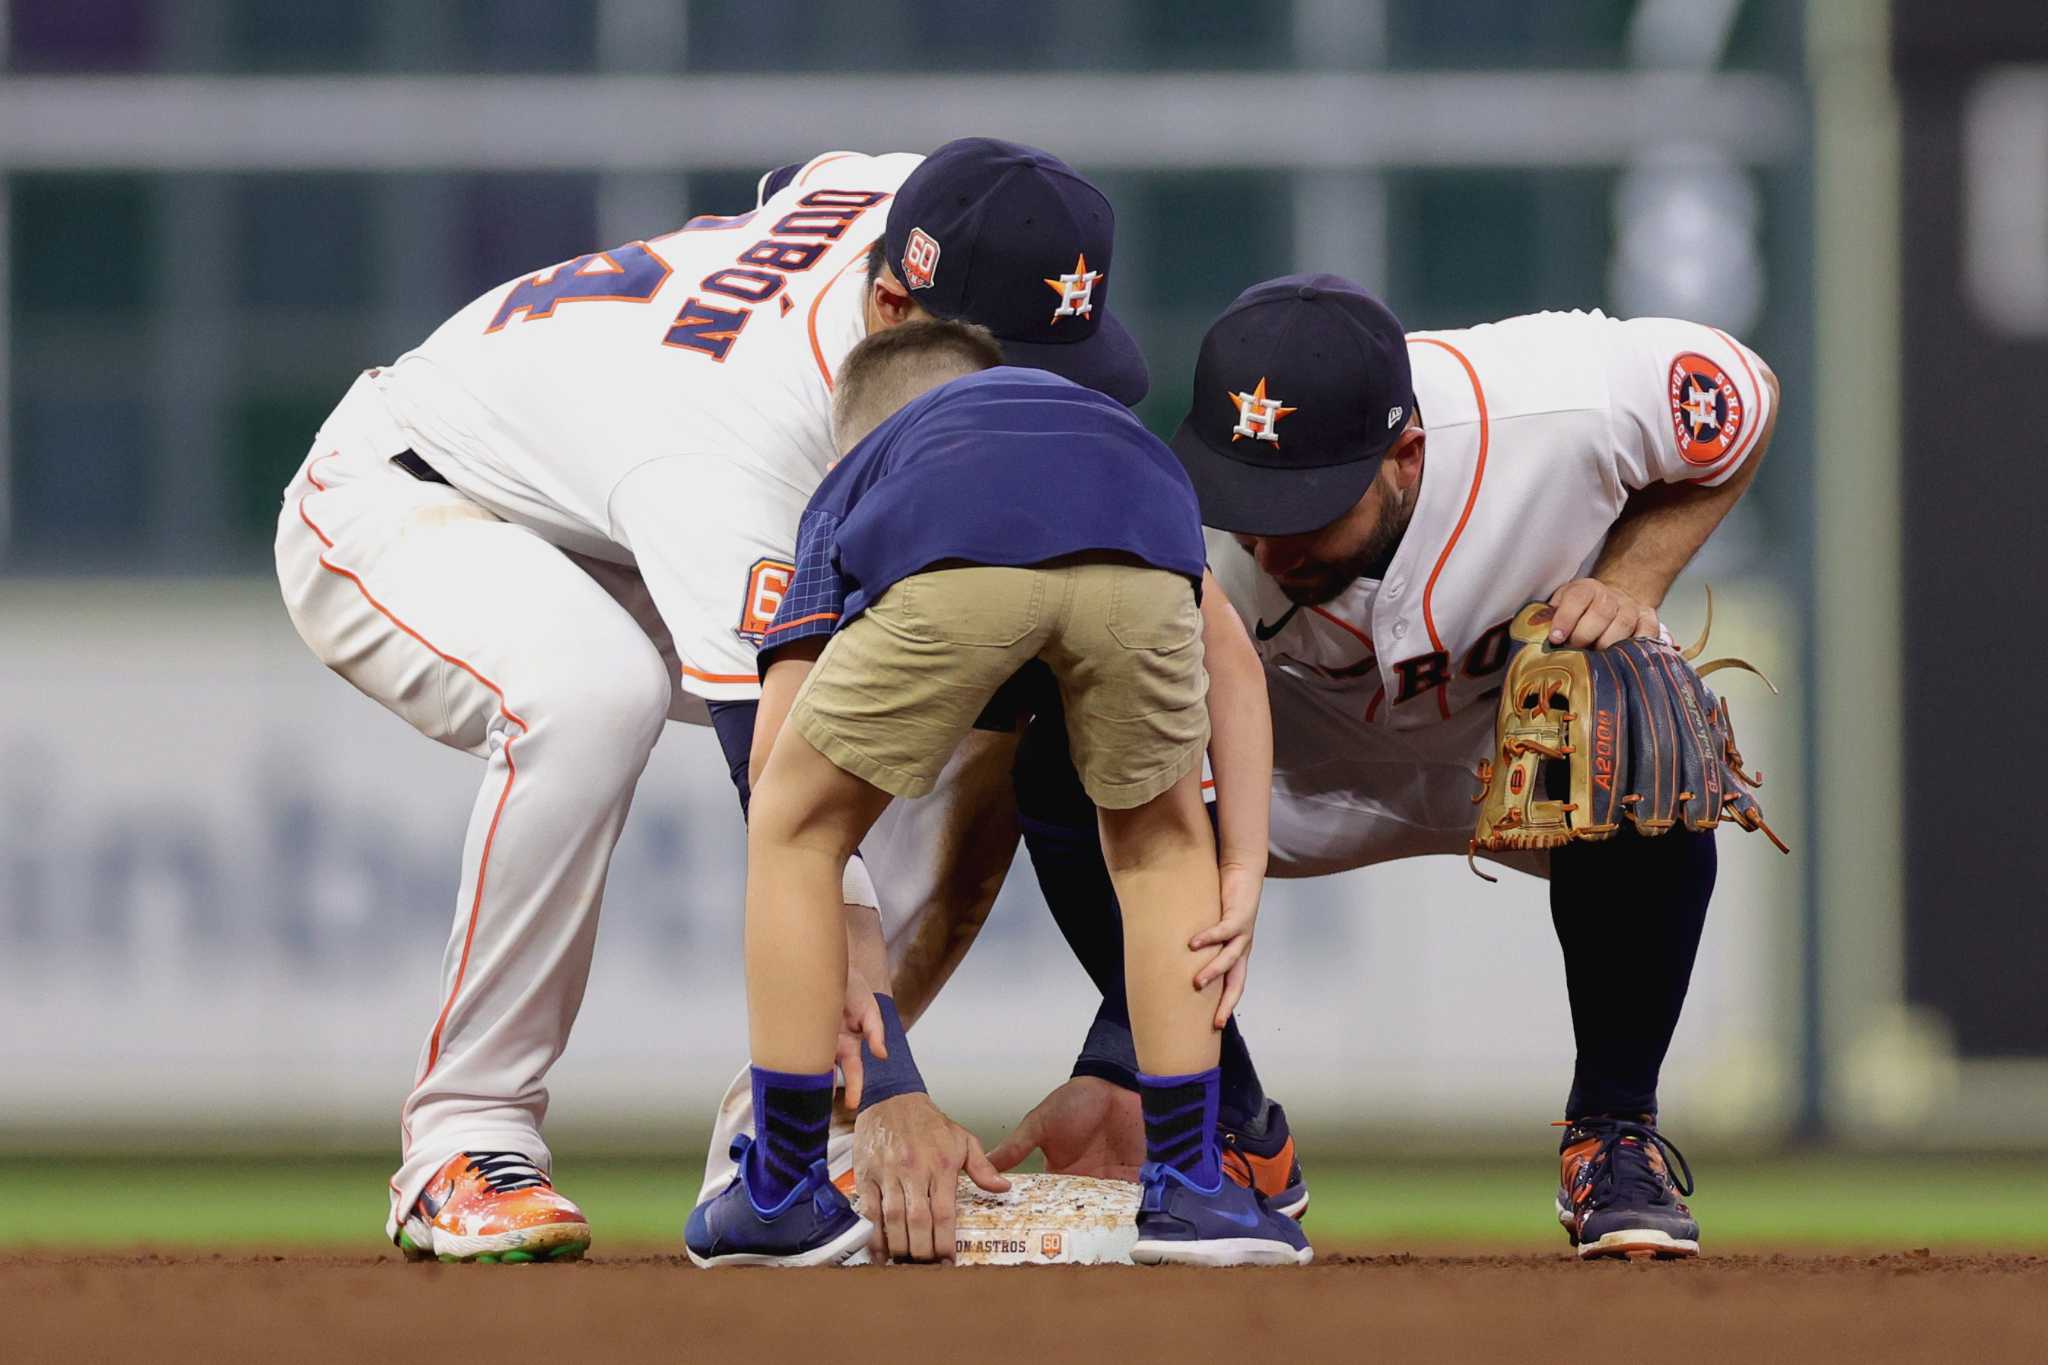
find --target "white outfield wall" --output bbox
[0,577,1803,1145]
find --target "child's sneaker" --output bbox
[1129,1160,1313,1267]
[685,1136,872,1268]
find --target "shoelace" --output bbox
[466,1151,551,1195]
[1573,1119,1695,1207]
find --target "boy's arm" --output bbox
[1189,569,1272,1026]
[750,639,824,791]
[750,505,849,786]
[1198,570,1271,884]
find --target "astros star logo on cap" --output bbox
[1228,377,1297,444]
[1043,253,1103,323]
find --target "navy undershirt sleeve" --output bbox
[756,161,805,205]
[706,699,759,819]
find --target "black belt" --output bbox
[393,449,450,485]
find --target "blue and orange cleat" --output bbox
[1220,1099,1309,1220]
[1130,1161,1313,1267]
[396,1151,591,1264]
[1555,1116,1700,1260]
[686,1135,873,1268]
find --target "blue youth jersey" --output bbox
[760,366,1207,664]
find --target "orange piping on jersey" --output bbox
[1408,336,1490,722]
[1365,685,1386,723]
[798,153,857,186]
[762,611,839,635]
[1688,326,1767,484]
[679,663,760,686]
[808,237,884,391]
[296,456,528,1096]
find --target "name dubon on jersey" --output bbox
[1212,309,1773,764]
[369,151,922,563]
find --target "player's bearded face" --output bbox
[1241,477,1420,606]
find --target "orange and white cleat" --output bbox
[1220,1101,1309,1220]
[397,1152,591,1264]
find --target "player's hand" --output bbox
[986,1076,1145,1183]
[1191,861,1261,1028]
[1545,577,1661,650]
[835,975,886,1111]
[852,1092,1008,1263]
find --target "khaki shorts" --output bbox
[789,559,1208,809]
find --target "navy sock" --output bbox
[1138,1067,1222,1188]
[745,1066,833,1208]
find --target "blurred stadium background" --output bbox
[1,0,2043,1251]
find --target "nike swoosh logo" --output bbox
[1252,604,1300,641]
[1212,1204,1264,1229]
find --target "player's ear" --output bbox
[868,262,927,330]
[1385,422,1425,488]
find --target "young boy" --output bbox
[684,321,1311,1268]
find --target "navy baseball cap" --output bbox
[1170,274,1415,536]
[886,138,1149,406]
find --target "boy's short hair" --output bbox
[832,319,1005,453]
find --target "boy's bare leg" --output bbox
[746,728,895,1076]
[1095,766,1223,1078]
[688,723,891,1265]
[1100,763,1309,1265]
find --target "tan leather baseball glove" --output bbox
[1470,594,1787,875]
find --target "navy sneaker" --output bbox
[1130,1161,1313,1267]
[1220,1100,1309,1220]
[1555,1116,1700,1261]
[685,1135,872,1268]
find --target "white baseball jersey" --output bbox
[1211,310,1773,874]
[372,150,922,701]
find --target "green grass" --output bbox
[4,1153,2044,1252]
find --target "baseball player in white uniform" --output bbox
[273,137,1151,1263]
[883,276,1782,1261]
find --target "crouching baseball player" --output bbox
[684,322,1310,1268]
[982,276,1786,1261]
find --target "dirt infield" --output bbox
[9,1250,2045,1363]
